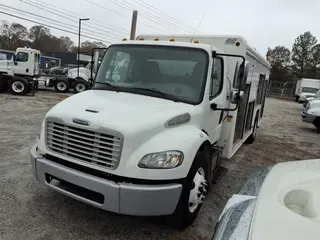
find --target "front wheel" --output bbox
[10,78,29,95]
[170,151,209,229]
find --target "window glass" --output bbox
[15,52,29,62]
[210,58,223,98]
[95,45,208,104]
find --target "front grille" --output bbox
[46,121,123,170]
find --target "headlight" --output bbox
[138,151,184,169]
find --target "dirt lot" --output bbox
[0,91,319,240]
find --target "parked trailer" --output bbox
[31,35,270,229]
[0,47,40,96]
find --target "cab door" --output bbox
[12,51,30,75]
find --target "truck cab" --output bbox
[0,47,41,77]
[0,47,40,95]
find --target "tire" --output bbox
[313,117,320,133]
[10,78,29,95]
[73,78,88,93]
[54,79,70,93]
[295,96,299,102]
[246,117,258,144]
[170,151,209,229]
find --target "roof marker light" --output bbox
[154,37,159,41]
[169,38,175,42]
[194,40,199,44]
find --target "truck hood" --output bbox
[46,90,196,135]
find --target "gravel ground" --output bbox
[0,91,319,240]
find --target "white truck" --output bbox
[0,47,40,95]
[38,62,94,94]
[295,78,320,102]
[30,35,271,228]
[301,99,320,132]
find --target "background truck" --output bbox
[31,35,271,229]
[0,47,40,95]
[37,62,94,94]
[295,78,320,102]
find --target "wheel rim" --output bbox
[188,167,207,213]
[12,81,24,93]
[57,82,67,91]
[76,83,85,92]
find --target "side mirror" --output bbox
[13,54,17,65]
[231,90,244,104]
[93,51,100,74]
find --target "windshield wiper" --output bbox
[132,87,180,102]
[94,82,120,92]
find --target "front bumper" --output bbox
[301,111,316,123]
[30,145,182,216]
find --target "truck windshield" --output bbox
[302,87,319,93]
[93,45,208,104]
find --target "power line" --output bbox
[36,0,129,34]
[103,0,187,33]
[0,10,112,44]
[134,0,202,33]
[120,0,193,33]
[85,0,170,33]
[20,0,127,39]
[112,0,188,33]
[0,4,123,41]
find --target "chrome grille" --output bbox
[46,121,123,170]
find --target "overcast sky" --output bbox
[1,0,320,56]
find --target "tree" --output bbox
[59,36,74,52]
[292,31,317,77]
[268,46,292,82]
[29,25,50,42]
[72,40,107,54]
[0,21,29,50]
[269,46,291,68]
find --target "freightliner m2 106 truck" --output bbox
[30,35,271,228]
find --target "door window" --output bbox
[15,52,29,62]
[209,58,223,99]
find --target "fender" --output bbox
[117,124,212,180]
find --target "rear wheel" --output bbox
[10,78,29,95]
[246,117,258,144]
[54,79,70,93]
[73,78,88,93]
[170,151,209,229]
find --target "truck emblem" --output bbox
[72,118,90,126]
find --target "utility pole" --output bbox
[78,18,90,78]
[130,10,138,40]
